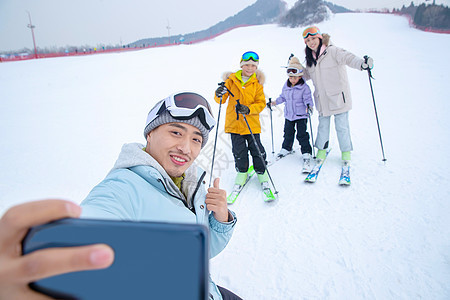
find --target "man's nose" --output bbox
[176,137,191,154]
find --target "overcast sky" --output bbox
[1,0,448,52]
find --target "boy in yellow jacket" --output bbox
[214,51,269,194]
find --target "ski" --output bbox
[262,185,276,202]
[339,163,351,186]
[227,166,256,204]
[302,155,313,174]
[304,149,331,183]
[267,150,295,166]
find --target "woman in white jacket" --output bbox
[302,26,373,173]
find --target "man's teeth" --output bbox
[173,156,186,162]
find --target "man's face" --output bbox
[145,122,203,177]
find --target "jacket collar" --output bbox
[222,69,266,85]
[235,70,256,85]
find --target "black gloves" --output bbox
[215,85,228,97]
[236,103,250,115]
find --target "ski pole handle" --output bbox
[218,82,234,97]
[267,97,272,110]
[363,55,374,79]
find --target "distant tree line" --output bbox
[0,43,135,57]
[393,1,450,29]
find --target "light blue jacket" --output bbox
[275,80,314,121]
[81,143,236,300]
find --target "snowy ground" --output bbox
[1,13,449,299]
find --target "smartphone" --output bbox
[22,218,209,300]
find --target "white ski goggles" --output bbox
[145,92,216,131]
[287,68,303,75]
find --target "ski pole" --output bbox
[307,108,316,159]
[208,82,227,187]
[267,98,274,155]
[364,55,387,162]
[236,100,278,195]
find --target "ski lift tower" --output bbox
[166,20,171,44]
[26,11,38,59]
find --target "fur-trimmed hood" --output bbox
[221,69,266,85]
[322,33,331,47]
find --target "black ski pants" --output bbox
[231,133,266,174]
[282,118,312,155]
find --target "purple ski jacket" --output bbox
[275,80,314,121]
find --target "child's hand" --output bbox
[307,105,313,115]
[215,85,228,97]
[236,103,250,115]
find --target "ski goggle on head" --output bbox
[302,26,322,39]
[241,51,259,62]
[145,92,216,131]
[287,68,303,76]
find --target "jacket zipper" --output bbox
[342,92,346,103]
[156,171,206,214]
[190,171,206,215]
[156,179,189,209]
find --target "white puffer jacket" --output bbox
[303,34,364,117]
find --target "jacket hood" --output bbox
[112,143,161,171]
[111,143,202,203]
[222,69,266,85]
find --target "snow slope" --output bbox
[1,13,449,299]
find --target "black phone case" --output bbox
[22,218,209,300]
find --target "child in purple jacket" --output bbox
[270,56,314,172]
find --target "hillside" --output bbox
[1,12,449,299]
[130,0,286,47]
[129,0,351,47]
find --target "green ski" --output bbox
[227,166,255,204]
[261,183,276,202]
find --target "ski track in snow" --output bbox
[1,12,450,300]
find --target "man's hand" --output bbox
[0,199,114,299]
[205,178,229,223]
